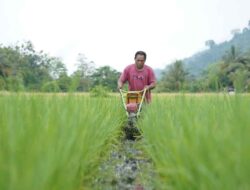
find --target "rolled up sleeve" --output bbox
[119,67,128,84]
[148,68,156,85]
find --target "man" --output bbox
[118,51,156,102]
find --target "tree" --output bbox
[6,75,25,92]
[47,57,67,79]
[76,53,95,78]
[57,73,71,92]
[204,47,250,92]
[0,45,23,78]
[202,62,222,91]
[223,46,238,63]
[91,66,120,92]
[18,42,52,90]
[72,53,95,92]
[160,60,188,92]
[0,41,68,91]
[0,76,6,90]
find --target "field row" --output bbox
[0,95,124,190]
[139,95,250,190]
[1,94,249,190]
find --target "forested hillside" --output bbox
[184,23,250,76]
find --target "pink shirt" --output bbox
[119,64,156,102]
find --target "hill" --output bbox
[156,24,250,78]
[184,28,250,77]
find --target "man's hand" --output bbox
[144,85,150,91]
[117,81,123,90]
[144,82,156,91]
[117,85,122,90]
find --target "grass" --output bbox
[0,94,124,190]
[139,94,250,190]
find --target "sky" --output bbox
[0,0,250,73]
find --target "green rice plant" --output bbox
[139,95,250,190]
[0,94,124,190]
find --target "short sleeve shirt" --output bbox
[119,64,156,102]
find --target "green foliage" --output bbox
[0,76,6,90]
[184,26,250,76]
[233,69,249,92]
[0,41,64,91]
[0,41,96,93]
[139,95,250,189]
[90,85,110,97]
[72,53,95,92]
[154,22,250,92]
[70,71,92,92]
[91,66,120,92]
[0,94,123,190]
[159,60,188,92]
[41,81,60,92]
[56,74,71,92]
[6,76,25,92]
[47,57,67,79]
[202,47,250,92]
[0,42,122,93]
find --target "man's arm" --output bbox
[145,82,156,90]
[117,79,124,89]
[145,67,156,90]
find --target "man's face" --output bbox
[135,55,146,70]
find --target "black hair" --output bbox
[134,51,147,60]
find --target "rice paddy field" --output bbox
[0,93,250,190]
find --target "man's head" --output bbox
[134,51,146,70]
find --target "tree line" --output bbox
[0,41,120,92]
[158,46,250,93]
[1,41,250,93]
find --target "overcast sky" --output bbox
[0,0,250,73]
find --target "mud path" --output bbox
[93,137,155,190]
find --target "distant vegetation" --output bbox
[1,21,250,93]
[157,20,250,92]
[0,41,120,92]
[157,46,250,92]
[184,22,250,77]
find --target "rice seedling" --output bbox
[2,93,249,190]
[0,94,124,190]
[139,94,250,190]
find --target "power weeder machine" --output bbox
[119,89,147,140]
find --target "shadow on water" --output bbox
[92,125,156,190]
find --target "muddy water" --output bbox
[93,137,155,190]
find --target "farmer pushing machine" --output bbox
[118,51,156,139]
